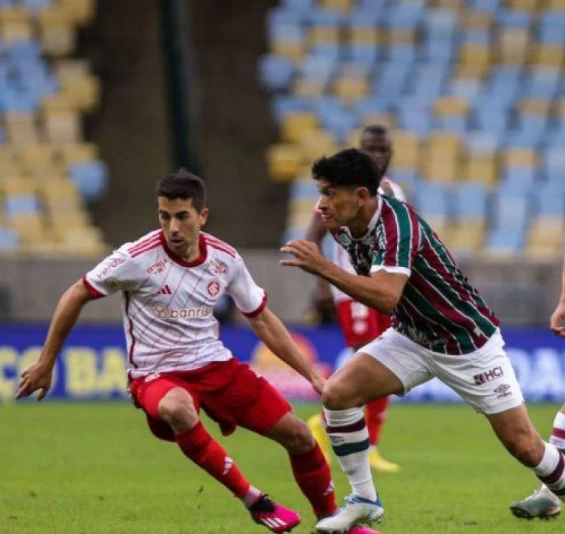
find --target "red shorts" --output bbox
[337,300,391,348]
[129,359,292,442]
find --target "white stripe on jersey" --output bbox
[84,230,267,378]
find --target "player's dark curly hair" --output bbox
[156,168,207,211]
[311,148,382,196]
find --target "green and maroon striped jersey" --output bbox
[333,196,499,355]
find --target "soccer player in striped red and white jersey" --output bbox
[282,148,565,532]
[16,169,379,534]
[306,125,401,474]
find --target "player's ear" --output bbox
[356,187,371,204]
[199,208,209,226]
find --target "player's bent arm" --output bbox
[550,251,565,336]
[16,280,98,400]
[247,307,322,387]
[305,213,328,246]
[318,262,408,315]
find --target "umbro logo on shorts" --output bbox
[494,384,512,399]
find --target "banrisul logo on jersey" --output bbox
[153,304,213,320]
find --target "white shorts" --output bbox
[359,328,524,415]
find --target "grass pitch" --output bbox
[1,402,562,533]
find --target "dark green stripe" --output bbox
[392,203,413,269]
[332,439,370,457]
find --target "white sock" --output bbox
[549,412,565,452]
[324,407,377,502]
[534,443,565,501]
[242,486,262,508]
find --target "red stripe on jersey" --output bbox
[205,241,237,259]
[553,428,565,440]
[128,234,160,255]
[81,276,104,298]
[124,291,138,368]
[202,233,237,256]
[243,292,268,318]
[131,241,161,258]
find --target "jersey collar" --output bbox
[160,231,208,268]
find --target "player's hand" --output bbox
[310,373,326,396]
[280,240,328,275]
[550,301,565,338]
[16,361,53,401]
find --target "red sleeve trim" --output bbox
[243,292,268,318]
[82,276,104,299]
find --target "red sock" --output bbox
[366,396,390,447]
[290,442,337,519]
[175,422,251,499]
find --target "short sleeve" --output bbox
[370,205,420,277]
[227,256,267,317]
[83,249,144,297]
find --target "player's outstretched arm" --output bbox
[16,280,97,401]
[247,307,325,394]
[551,251,565,337]
[281,239,408,314]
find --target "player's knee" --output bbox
[322,379,357,410]
[283,419,315,455]
[158,388,198,433]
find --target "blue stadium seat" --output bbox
[414,182,450,219]
[258,55,294,91]
[309,8,343,26]
[4,195,40,215]
[346,43,380,64]
[319,108,359,144]
[524,69,560,99]
[312,95,344,117]
[290,180,319,200]
[466,131,501,153]
[348,7,383,27]
[534,184,565,217]
[435,116,468,134]
[472,109,510,135]
[448,79,482,99]
[497,9,532,29]
[391,170,420,190]
[352,96,389,116]
[269,22,305,43]
[387,1,424,30]
[398,108,432,135]
[23,0,55,11]
[69,161,109,203]
[453,183,489,220]
[0,227,18,249]
[485,227,525,253]
[492,194,530,230]
[501,168,536,192]
[267,7,305,29]
[387,44,417,64]
[371,61,412,97]
[544,148,565,181]
[462,30,491,44]
[271,95,309,122]
[469,0,501,13]
[301,54,337,83]
[281,0,315,13]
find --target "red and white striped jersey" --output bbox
[83,230,267,378]
[330,177,406,303]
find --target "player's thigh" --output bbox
[204,361,292,436]
[431,332,524,415]
[325,329,433,408]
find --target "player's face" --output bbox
[316,179,365,231]
[158,197,208,259]
[360,132,392,175]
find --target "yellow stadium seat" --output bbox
[349,27,380,45]
[333,77,368,101]
[298,130,339,163]
[463,11,493,30]
[293,78,326,99]
[391,131,420,170]
[546,0,565,9]
[309,26,339,46]
[17,144,62,176]
[432,0,465,11]
[526,218,564,259]
[42,110,82,143]
[434,96,469,117]
[281,112,318,143]
[0,20,32,41]
[519,98,552,117]
[506,0,541,11]
[0,6,29,23]
[5,113,39,145]
[531,44,564,67]
[266,144,303,182]
[271,40,305,62]
[1,178,37,196]
[38,6,76,57]
[503,148,538,168]
[442,222,485,254]
[287,208,314,230]
[388,30,417,44]
[320,0,353,14]
[54,59,92,81]
[59,0,96,26]
[57,143,99,167]
[0,147,19,176]
[497,29,529,65]
[459,43,491,68]
[423,134,463,182]
[61,75,101,113]
[453,62,490,81]
[361,113,395,130]
[463,156,498,185]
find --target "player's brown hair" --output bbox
[156,168,207,211]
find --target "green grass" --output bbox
[0,403,563,533]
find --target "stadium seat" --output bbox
[267,144,303,181]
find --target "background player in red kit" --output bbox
[306,125,401,473]
[16,170,379,534]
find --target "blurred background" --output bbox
[0,0,564,404]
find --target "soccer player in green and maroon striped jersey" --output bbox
[281,148,565,533]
